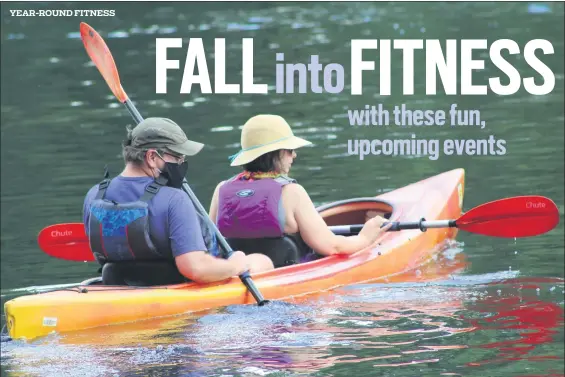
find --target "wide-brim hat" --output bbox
[229,114,312,166]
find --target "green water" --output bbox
[1,2,563,376]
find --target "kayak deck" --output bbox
[4,168,465,341]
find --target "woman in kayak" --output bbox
[82,117,274,286]
[209,114,390,268]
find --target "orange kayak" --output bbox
[4,168,465,341]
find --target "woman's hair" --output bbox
[243,150,283,172]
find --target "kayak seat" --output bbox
[226,235,308,268]
[317,197,394,227]
[101,261,189,286]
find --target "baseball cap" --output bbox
[130,117,204,156]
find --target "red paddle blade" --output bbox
[37,223,95,262]
[457,196,560,238]
[80,22,128,103]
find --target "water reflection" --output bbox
[464,280,564,368]
[3,270,563,376]
[1,259,563,376]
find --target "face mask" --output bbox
[158,161,189,189]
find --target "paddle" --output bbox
[38,223,91,261]
[79,22,268,305]
[331,195,560,238]
[38,195,560,262]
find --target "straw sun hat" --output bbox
[229,115,312,166]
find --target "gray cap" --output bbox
[130,117,204,156]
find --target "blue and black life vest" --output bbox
[88,177,166,265]
[88,175,222,268]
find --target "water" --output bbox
[1,254,563,376]
[1,2,564,376]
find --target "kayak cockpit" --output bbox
[81,198,393,286]
[318,197,394,229]
[79,198,395,286]
[229,198,395,267]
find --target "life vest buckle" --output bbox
[99,179,110,190]
[145,184,160,195]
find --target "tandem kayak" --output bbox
[4,168,465,341]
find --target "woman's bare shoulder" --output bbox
[282,183,312,204]
[282,182,306,193]
[214,180,227,190]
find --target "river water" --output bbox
[1,2,563,376]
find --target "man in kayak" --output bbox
[208,114,391,268]
[82,117,274,286]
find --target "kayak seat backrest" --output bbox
[101,261,189,286]
[226,236,303,268]
[316,197,394,226]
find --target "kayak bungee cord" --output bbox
[32,285,173,295]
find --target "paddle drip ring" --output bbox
[418,218,427,232]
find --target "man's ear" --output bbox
[145,149,156,167]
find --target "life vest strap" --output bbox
[94,178,111,200]
[95,176,167,202]
[139,176,167,202]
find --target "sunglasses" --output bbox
[154,151,188,165]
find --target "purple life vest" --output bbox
[217,175,296,239]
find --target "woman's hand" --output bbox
[359,215,391,245]
[365,210,385,222]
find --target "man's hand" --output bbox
[228,250,249,276]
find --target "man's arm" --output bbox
[175,251,241,283]
[169,191,246,283]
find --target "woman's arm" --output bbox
[287,184,389,256]
[208,181,224,223]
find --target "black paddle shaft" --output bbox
[334,219,457,235]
